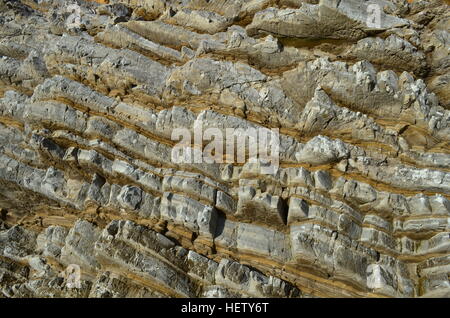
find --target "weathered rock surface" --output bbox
[0,0,449,298]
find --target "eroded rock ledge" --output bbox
[0,0,449,298]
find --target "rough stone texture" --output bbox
[0,0,449,298]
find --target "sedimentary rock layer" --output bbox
[0,0,449,298]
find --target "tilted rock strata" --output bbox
[0,0,449,298]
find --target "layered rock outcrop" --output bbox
[0,0,449,298]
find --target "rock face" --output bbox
[0,0,449,298]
